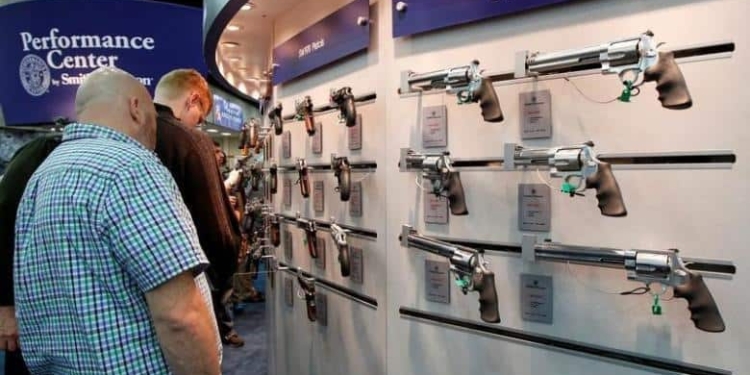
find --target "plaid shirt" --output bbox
[14,123,218,374]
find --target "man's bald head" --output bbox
[75,67,157,149]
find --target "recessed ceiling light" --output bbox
[227,25,241,31]
[240,2,254,11]
[228,57,242,61]
[221,132,232,136]
[222,42,239,48]
[206,129,219,133]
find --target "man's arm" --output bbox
[0,135,60,350]
[146,271,220,375]
[106,159,220,373]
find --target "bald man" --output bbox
[13,67,221,375]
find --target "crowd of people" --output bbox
[0,66,256,375]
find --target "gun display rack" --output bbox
[400,147,736,172]
[276,212,378,240]
[399,307,732,375]
[282,92,378,122]
[278,262,378,309]
[276,157,378,174]
[400,39,734,95]
[429,235,736,277]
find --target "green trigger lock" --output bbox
[455,277,470,290]
[561,182,577,195]
[651,294,662,315]
[619,80,634,103]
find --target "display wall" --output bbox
[265,0,749,374]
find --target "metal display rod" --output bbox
[399,145,736,217]
[401,31,734,113]
[276,212,378,240]
[270,156,376,201]
[282,91,377,121]
[400,225,500,324]
[399,307,731,375]
[405,226,733,333]
[278,262,378,309]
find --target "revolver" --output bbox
[331,155,352,202]
[512,141,627,217]
[296,271,317,322]
[295,96,316,136]
[421,60,503,122]
[268,214,281,247]
[329,222,351,277]
[401,149,468,215]
[330,87,357,127]
[296,214,319,259]
[268,103,284,135]
[238,119,259,156]
[296,158,310,199]
[269,163,278,195]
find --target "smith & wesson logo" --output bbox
[18,28,156,96]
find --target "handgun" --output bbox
[329,222,351,277]
[295,96,316,136]
[330,87,357,127]
[331,155,352,202]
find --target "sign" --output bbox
[315,292,328,327]
[520,90,552,139]
[313,181,325,213]
[518,184,551,232]
[350,247,364,284]
[283,230,293,261]
[349,182,363,217]
[0,0,206,125]
[425,260,450,304]
[272,0,370,85]
[315,237,326,270]
[424,193,449,225]
[392,0,578,38]
[212,95,244,131]
[312,122,323,154]
[521,274,553,324]
[348,114,363,150]
[422,105,448,148]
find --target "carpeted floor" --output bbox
[222,300,268,375]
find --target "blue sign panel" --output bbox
[212,94,244,131]
[392,0,577,38]
[272,0,370,85]
[0,0,206,125]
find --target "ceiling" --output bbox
[215,0,301,99]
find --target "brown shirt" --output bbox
[154,103,240,290]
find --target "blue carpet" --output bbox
[222,301,268,375]
[0,351,5,375]
[222,262,268,375]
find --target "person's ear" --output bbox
[130,96,144,125]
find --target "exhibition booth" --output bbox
[2,0,749,374]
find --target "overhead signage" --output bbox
[392,0,577,38]
[272,0,370,85]
[212,95,244,131]
[0,0,206,125]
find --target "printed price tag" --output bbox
[521,274,553,324]
[422,105,448,148]
[520,90,552,139]
[424,193,449,224]
[349,182,363,217]
[315,237,326,270]
[518,184,551,232]
[316,292,328,327]
[267,258,276,290]
[282,131,292,159]
[284,277,294,308]
[425,260,450,304]
[283,178,292,208]
[350,247,364,284]
[313,180,325,213]
[348,114,363,150]
[283,230,293,261]
[312,122,323,154]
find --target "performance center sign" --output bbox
[0,0,206,125]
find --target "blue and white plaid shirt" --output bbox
[14,123,218,374]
